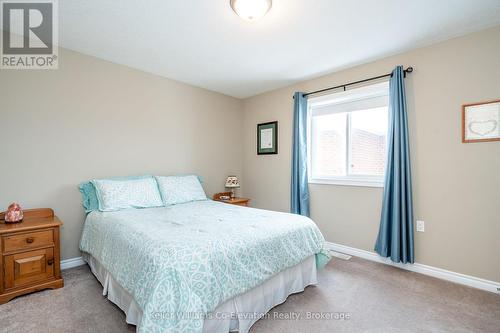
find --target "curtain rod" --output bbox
[299,66,414,98]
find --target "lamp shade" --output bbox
[230,0,272,22]
[225,176,240,188]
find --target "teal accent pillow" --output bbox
[79,175,153,213]
[79,181,100,213]
[155,175,207,206]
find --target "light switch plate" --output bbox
[416,220,425,232]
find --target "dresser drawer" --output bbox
[4,248,55,289]
[2,229,54,253]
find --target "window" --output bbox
[307,81,389,187]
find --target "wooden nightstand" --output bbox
[213,192,250,207]
[0,208,64,304]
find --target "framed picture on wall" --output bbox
[257,121,278,155]
[462,100,500,143]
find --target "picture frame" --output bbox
[462,100,500,143]
[257,121,278,155]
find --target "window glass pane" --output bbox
[311,113,347,177]
[350,107,388,176]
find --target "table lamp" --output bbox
[225,176,240,199]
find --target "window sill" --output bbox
[308,178,384,188]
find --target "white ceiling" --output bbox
[59,0,500,98]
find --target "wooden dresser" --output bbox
[213,192,250,207]
[0,208,64,304]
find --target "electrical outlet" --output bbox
[416,220,425,232]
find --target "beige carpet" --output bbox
[0,257,499,333]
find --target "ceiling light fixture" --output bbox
[230,0,272,22]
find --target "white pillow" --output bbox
[92,177,163,212]
[155,175,207,206]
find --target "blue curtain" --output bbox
[374,66,415,264]
[291,92,310,216]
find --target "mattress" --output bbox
[83,253,317,333]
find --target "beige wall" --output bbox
[242,26,500,282]
[0,48,243,260]
[1,26,499,282]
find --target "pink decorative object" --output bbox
[4,202,24,223]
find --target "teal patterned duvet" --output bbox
[80,200,329,333]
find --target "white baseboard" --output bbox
[325,242,500,294]
[60,257,86,270]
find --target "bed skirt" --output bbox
[82,253,317,333]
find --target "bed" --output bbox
[80,199,329,333]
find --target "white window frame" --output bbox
[307,81,389,188]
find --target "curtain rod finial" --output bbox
[406,67,414,73]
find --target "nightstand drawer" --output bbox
[3,229,54,253]
[4,248,55,289]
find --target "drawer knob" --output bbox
[26,237,35,244]
[47,259,54,265]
